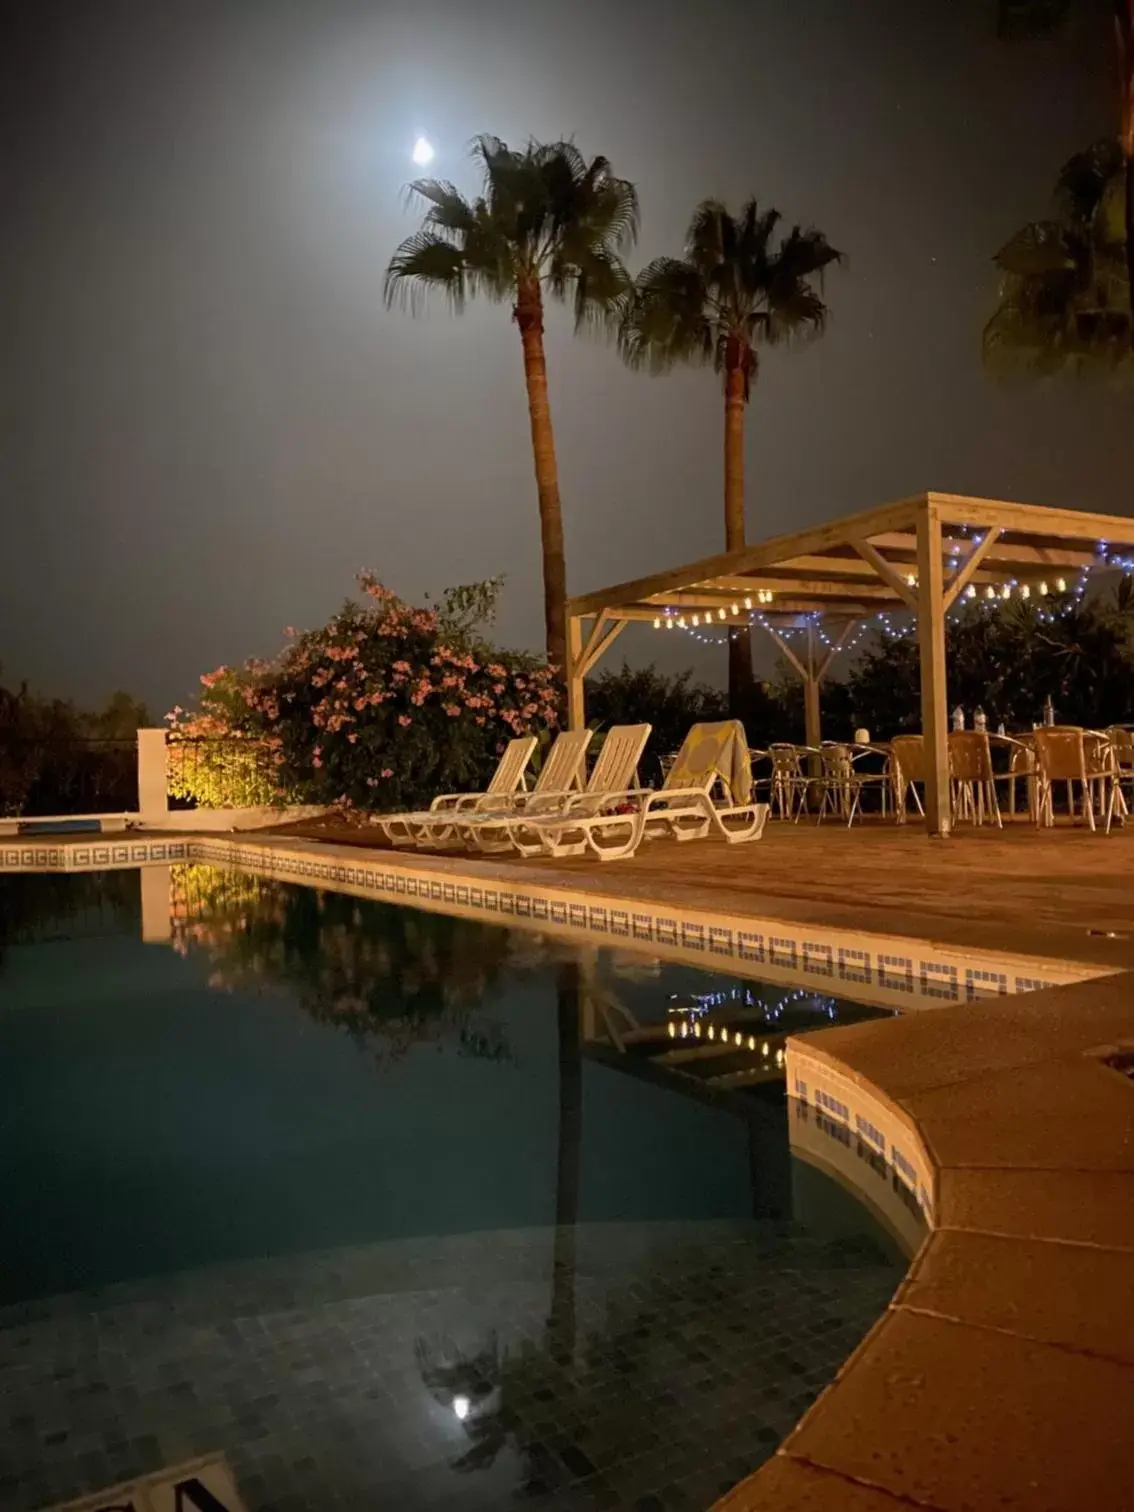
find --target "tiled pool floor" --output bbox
[1,1221,900,1512]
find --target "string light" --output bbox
[649,557,1095,648]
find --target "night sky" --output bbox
[3,0,1129,713]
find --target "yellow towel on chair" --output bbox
[667,720,752,805]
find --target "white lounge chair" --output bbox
[476,723,653,857]
[408,728,594,851]
[510,720,769,862]
[374,734,536,847]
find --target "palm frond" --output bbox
[1056,140,1124,227]
[619,257,715,373]
[685,200,730,280]
[622,196,840,387]
[383,231,469,312]
[985,144,1133,379]
[387,133,637,332]
[994,221,1077,276]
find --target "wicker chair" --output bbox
[889,734,926,823]
[1032,726,1123,833]
[767,743,809,821]
[948,730,1002,828]
[1106,726,1134,805]
[815,742,890,826]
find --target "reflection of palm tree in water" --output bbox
[414,962,584,1491]
[548,959,581,1366]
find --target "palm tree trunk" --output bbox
[1119,2,1134,337]
[515,281,568,686]
[724,357,755,719]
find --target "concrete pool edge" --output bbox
[169,832,1127,1006]
[714,974,1134,1510]
[4,827,1128,992]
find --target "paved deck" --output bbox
[719,971,1134,1511]
[275,818,1134,975]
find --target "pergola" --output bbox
[566,492,1134,836]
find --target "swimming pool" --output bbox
[0,867,909,1512]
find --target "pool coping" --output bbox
[5,825,1111,1014]
[713,974,1134,1510]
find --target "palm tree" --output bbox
[385,136,639,684]
[984,141,1133,375]
[991,1,1133,361]
[619,200,841,714]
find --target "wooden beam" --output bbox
[645,580,896,606]
[928,492,1134,547]
[917,505,950,837]
[855,534,1095,570]
[943,528,1002,611]
[578,617,625,677]
[577,610,610,667]
[566,494,924,618]
[617,596,903,619]
[851,540,920,609]
[567,494,1125,622]
[817,619,861,680]
[759,622,808,680]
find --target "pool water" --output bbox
[0,867,908,1512]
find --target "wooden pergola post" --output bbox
[566,612,627,731]
[803,624,822,755]
[916,502,951,838]
[567,616,585,731]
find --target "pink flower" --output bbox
[398,714,412,727]
[313,755,323,768]
[443,703,460,717]
[381,767,393,778]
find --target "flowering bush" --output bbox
[168,575,560,811]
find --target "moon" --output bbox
[411,136,435,167]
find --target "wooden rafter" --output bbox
[850,540,920,609]
[943,528,1002,611]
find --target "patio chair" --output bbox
[399,728,594,849]
[467,724,652,856]
[1032,726,1123,833]
[1106,726,1134,803]
[948,730,1002,828]
[509,719,769,862]
[814,742,889,826]
[889,734,926,823]
[767,743,810,821]
[374,734,537,847]
[1086,730,1128,829]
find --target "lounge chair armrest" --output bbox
[642,786,709,810]
[429,792,483,812]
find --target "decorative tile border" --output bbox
[0,830,1112,1010]
[0,838,188,873]
[787,1042,936,1227]
[179,834,1108,1013]
[786,1096,928,1260]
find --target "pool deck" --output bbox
[273,817,1134,975]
